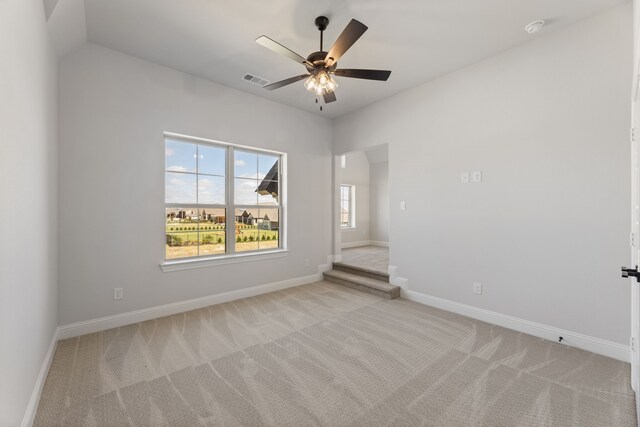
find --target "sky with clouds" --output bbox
[165,139,278,206]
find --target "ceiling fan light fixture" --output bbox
[318,71,329,86]
[304,71,338,95]
[304,76,317,91]
[326,77,337,92]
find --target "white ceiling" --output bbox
[64,0,628,118]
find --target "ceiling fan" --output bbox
[256,16,391,107]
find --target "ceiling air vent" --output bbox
[242,74,270,87]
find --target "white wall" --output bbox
[0,0,58,424]
[634,0,640,82]
[333,4,632,345]
[340,151,370,245]
[369,161,389,243]
[58,44,332,325]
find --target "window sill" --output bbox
[160,249,289,272]
[341,227,357,231]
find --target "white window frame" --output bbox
[340,184,356,229]
[161,132,287,271]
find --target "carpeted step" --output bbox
[332,262,389,282]
[323,269,400,299]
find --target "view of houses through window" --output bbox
[165,136,282,260]
[340,184,355,228]
[234,208,280,252]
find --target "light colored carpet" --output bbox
[341,245,389,274]
[34,282,636,426]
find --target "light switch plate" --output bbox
[461,172,470,184]
[472,171,482,183]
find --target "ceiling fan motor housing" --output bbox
[305,51,336,73]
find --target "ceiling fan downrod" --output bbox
[315,16,329,52]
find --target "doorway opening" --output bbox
[334,144,389,275]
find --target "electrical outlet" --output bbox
[473,282,482,295]
[400,201,406,211]
[461,172,470,184]
[304,258,310,267]
[113,287,124,300]
[472,171,482,183]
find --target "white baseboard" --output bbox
[388,265,409,290]
[58,273,321,340]
[391,276,409,289]
[341,240,389,249]
[403,290,630,362]
[341,240,371,249]
[318,256,333,274]
[21,328,59,427]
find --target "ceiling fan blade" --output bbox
[334,69,391,81]
[325,19,368,67]
[256,36,313,68]
[263,74,309,91]
[323,91,337,103]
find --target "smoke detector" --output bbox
[525,20,545,34]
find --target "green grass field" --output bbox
[165,221,279,259]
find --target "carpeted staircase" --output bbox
[323,262,400,299]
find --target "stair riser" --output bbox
[323,275,400,300]
[332,264,389,282]
[323,270,397,292]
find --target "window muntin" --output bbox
[340,184,355,228]
[165,136,283,260]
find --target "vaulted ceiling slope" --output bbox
[50,0,627,118]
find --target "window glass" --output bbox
[234,150,258,179]
[340,185,354,228]
[234,178,258,205]
[198,145,226,176]
[198,176,225,205]
[165,172,197,204]
[165,137,284,260]
[165,139,196,173]
[165,207,200,259]
[258,208,279,250]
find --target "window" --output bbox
[165,135,284,260]
[340,184,355,228]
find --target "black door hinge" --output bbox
[622,266,640,282]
